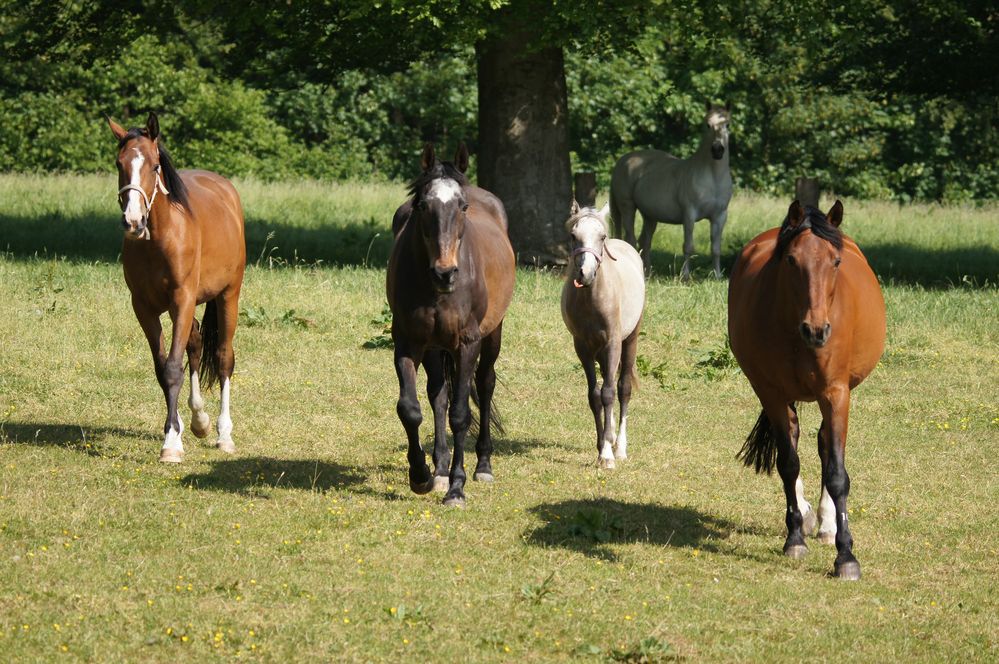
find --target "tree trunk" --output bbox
[476,32,572,265]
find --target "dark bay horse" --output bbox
[108,113,246,463]
[728,200,885,580]
[387,143,515,507]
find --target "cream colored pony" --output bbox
[610,104,733,279]
[561,202,646,468]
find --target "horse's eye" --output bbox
[461,203,469,213]
[834,257,842,268]
[786,255,796,266]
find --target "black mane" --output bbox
[118,128,191,212]
[776,206,843,257]
[407,160,469,200]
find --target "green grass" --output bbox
[0,173,997,662]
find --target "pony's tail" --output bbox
[736,409,779,475]
[199,299,221,390]
[442,351,505,438]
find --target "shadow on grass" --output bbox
[0,421,156,457]
[641,229,997,288]
[525,497,765,562]
[0,210,394,268]
[179,456,371,497]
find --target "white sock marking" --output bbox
[818,485,837,536]
[615,413,628,459]
[162,420,183,452]
[217,378,233,443]
[794,477,812,516]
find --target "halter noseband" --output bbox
[571,243,616,264]
[118,164,169,240]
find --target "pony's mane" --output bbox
[407,160,469,200]
[775,206,843,257]
[118,128,191,212]
[565,206,610,234]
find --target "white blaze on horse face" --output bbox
[427,178,462,204]
[124,149,146,226]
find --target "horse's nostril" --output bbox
[121,218,130,229]
[822,323,831,339]
[800,323,811,339]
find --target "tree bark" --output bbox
[476,31,572,265]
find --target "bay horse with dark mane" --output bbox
[107,112,246,463]
[728,200,885,580]
[388,143,515,507]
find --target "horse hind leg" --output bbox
[473,324,503,483]
[637,217,657,273]
[442,341,481,507]
[212,291,240,454]
[186,318,211,439]
[680,216,696,281]
[818,388,861,580]
[709,209,729,279]
[787,403,817,536]
[596,342,621,469]
[763,401,810,559]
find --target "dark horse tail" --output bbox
[442,351,505,437]
[199,300,222,390]
[736,408,788,475]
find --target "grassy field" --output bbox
[0,173,997,662]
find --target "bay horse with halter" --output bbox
[728,200,885,580]
[561,202,645,469]
[610,103,732,279]
[388,143,515,507]
[107,112,246,463]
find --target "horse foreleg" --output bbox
[423,351,451,493]
[133,298,168,454]
[680,217,696,281]
[818,385,860,580]
[473,324,503,483]
[185,318,211,439]
[596,341,621,470]
[214,290,241,454]
[765,401,809,559]
[816,426,837,545]
[395,341,432,495]
[159,294,197,463]
[443,341,480,507]
[709,209,728,279]
[615,321,641,461]
[574,339,605,468]
[787,403,817,536]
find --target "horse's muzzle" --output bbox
[800,322,831,348]
[431,265,458,293]
[711,143,725,160]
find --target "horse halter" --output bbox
[571,243,616,265]
[118,164,169,240]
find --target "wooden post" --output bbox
[794,177,821,208]
[574,172,597,207]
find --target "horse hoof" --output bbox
[432,476,450,493]
[442,495,466,508]
[216,440,236,455]
[784,544,809,560]
[473,472,494,483]
[191,414,211,439]
[159,448,184,464]
[598,457,616,470]
[409,477,434,495]
[802,508,818,537]
[834,560,862,581]
[817,531,836,546]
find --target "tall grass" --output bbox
[0,174,996,662]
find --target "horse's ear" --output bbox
[146,112,159,141]
[598,202,610,220]
[454,142,469,173]
[827,200,844,228]
[570,199,580,216]
[421,143,436,172]
[787,200,804,229]
[106,115,127,141]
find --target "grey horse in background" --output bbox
[561,201,646,469]
[610,104,733,279]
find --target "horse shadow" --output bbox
[525,497,765,562]
[179,455,377,498]
[0,421,155,457]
